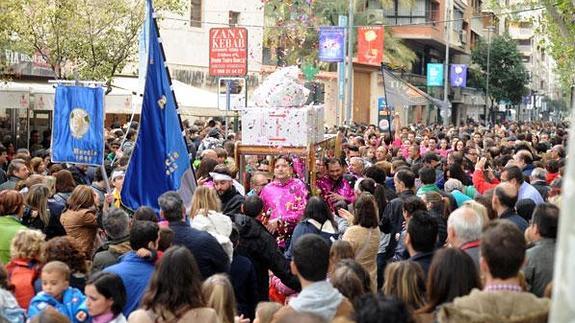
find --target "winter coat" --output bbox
[0,288,26,323]
[45,200,67,240]
[342,226,380,292]
[380,190,415,260]
[6,258,40,309]
[21,206,47,232]
[28,287,87,323]
[230,253,258,320]
[104,252,155,317]
[0,176,21,192]
[60,208,99,257]
[169,221,230,280]
[438,289,550,323]
[523,238,556,297]
[190,210,233,262]
[531,180,550,201]
[232,213,300,301]
[472,169,500,195]
[0,216,26,264]
[92,237,132,273]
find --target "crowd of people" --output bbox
[0,116,567,323]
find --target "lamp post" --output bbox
[485,25,495,125]
[345,0,354,125]
[442,0,451,127]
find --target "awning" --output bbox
[382,68,446,109]
[112,76,222,117]
[0,80,133,112]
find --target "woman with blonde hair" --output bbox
[202,274,237,323]
[253,302,281,323]
[462,200,490,227]
[22,184,51,232]
[383,261,426,311]
[60,185,99,257]
[189,186,233,261]
[6,229,44,308]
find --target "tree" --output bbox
[470,33,529,119]
[5,0,182,83]
[485,0,575,99]
[263,0,417,70]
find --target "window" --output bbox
[229,11,240,27]
[453,8,464,32]
[190,0,202,28]
[385,0,429,25]
[518,39,531,46]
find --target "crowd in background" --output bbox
[0,115,567,323]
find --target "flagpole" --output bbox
[148,1,191,159]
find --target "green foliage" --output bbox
[470,34,530,105]
[5,0,183,81]
[263,0,417,70]
[485,0,575,94]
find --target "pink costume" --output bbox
[259,178,309,248]
[316,176,355,211]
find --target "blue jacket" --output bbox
[169,222,230,279]
[104,251,155,317]
[28,288,86,323]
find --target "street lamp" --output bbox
[485,25,495,125]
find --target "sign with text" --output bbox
[209,27,248,77]
[427,63,444,87]
[319,27,345,62]
[356,26,384,66]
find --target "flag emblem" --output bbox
[69,108,91,139]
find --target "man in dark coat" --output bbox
[159,191,230,279]
[233,196,300,301]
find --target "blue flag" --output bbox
[450,64,467,88]
[52,86,104,166]
[121,0,194,211]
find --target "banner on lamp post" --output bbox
[319,27,345,62]
[427,63,444,87]
[450,64,467,88]
[356,26,384,66]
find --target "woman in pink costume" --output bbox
[259,155,309,249]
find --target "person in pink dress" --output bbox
[259,155,309,249]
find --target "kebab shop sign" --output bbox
[209,27,248,77]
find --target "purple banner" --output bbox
[319,27,345,63]
[450,64,467,88]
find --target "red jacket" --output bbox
[472,169,500,195]
[546,172,559,185]
[6,258,40,309]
